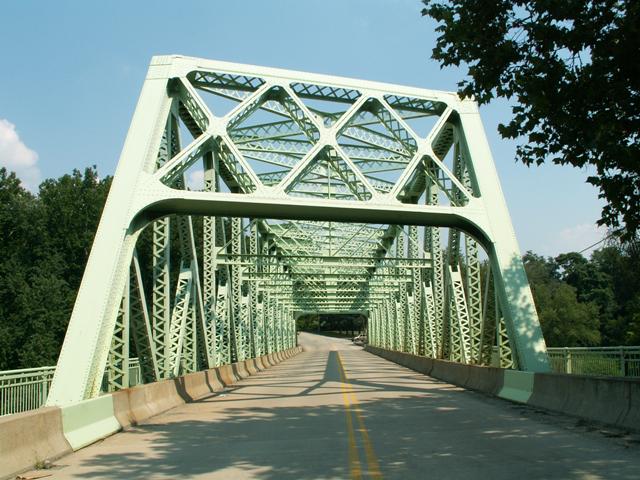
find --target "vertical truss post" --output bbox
[230,217,245,361]
[478,263,497,365]
[130,250,159,382]
[261,241,271,355]
[107,275,130,391]
[395,232,407,352]
[249,222,262,356]
[152,217,171,378]
[464,236,483,363]
[423,282,438,357]
[497,298,517,369]
[181,282,198,373]
[214,219,232,366]
[202,151,218,367]
[370,310,378,346]
[446,265,471,363]
[175,215,201,374]
[426,187,445,358]
[409,226,422,355]
[167,266,193,377]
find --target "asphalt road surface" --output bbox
[38,333,639,479]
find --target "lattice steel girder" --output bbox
[47,56,549,405]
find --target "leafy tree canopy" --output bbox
[523,252,601,346]
[422,1,640,239]
[0,167,111,369]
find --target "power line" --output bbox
[577,228,623,254]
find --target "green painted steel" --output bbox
[44,56,556,406]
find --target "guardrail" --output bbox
[0,359,142,416]
[2,348,638,416]
[547,346,640,377]
[0,366,56,416]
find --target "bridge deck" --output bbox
[43,333,638,479]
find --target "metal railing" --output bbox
[0,366,56,416]
[128,357,142,387]
[2,348,639,416]
[0,359,142,416]
[547,346,640,377]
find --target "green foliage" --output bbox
[0,167,111,369]
[422,1,640,239]
[523,245,640,347]
[590,243,640,344]
[523,252,600,347]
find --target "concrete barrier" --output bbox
[464,364,504,395]
[218,364,238,385]
[527,372,571,413]
[255,356,267,370]
[0,407,72,480]
[126,377,185,425]
[498,370,534,403]
[365,345,639,432]
[1,346,303,480]
[367,347,500,394]
[620,380,640,430]
[530,373,638,429]
[206,368,226,392]
[408,354,434,375]
[183,370,216,400]
[259,354,271,367]
[431,359,472,388]
[244,359,258,375]
[232,362,250,380]
[60,395,121,450]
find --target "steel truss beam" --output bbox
[48,56,549,405]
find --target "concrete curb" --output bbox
[365,345,640,432]
[465,364,504,395]
[60,395,121,450]
[498,370,534,403]
[0,407,72,480]
[1,346,303,480]
[431,360,471,387]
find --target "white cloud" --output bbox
[551,223,607,256]
[0,118,40,190]
[186,169,204,191]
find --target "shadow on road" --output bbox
[58,336,639,479]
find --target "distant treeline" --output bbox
[296,314,366,336]
[0,167,638,370]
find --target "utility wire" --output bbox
[577,228,623,254]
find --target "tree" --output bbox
[591,242,640,344]
[523,252,600,346]
[0,169,38,368]
[0,167,112,369]
[422,1,640,239]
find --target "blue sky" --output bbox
[0,0,605,256]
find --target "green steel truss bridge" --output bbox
[47,56,550,406]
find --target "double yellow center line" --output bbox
[336,351,382,480]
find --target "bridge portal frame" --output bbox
[47,55,549,406]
